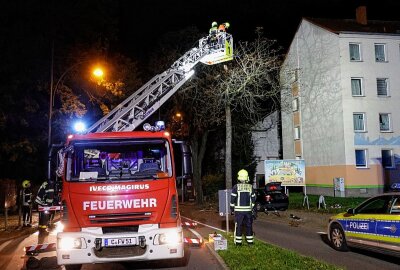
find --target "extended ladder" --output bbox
[86,33,233,133]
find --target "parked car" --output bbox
[254,182,289,212]
[327,193,400,257]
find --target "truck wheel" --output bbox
[64,264,82,270]
[330,224,348,251]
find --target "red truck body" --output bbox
[57,131,183,267]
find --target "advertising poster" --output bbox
[264,159,305,186]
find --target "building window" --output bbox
[382,149,394,168]
[292,98,299,112]
[294,126,300,140]
[375,44,386,62]
[355,149,367,168]
[377,78,389,96]
[379,113,391,132]
[349,43,361,61]
[351,78,363,96]
[353,113,365,132]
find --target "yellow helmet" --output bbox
[22,180,31,188]
[225,22,230,28]
[212,21,218,27]
[237,169,249,182]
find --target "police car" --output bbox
[327,193,400,257]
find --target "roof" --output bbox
[304,17,400,35]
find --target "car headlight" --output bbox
[58,237,82,250]
[159,231,182,245]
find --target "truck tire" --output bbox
[64,264,82,270]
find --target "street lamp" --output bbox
[47,61,104,147]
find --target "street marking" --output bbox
[182,216,225,232]
[187,228,204,243]
[0,240,11,253]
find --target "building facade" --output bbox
[280,7,400,197]
[251,111,280,188]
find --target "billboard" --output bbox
[264,159,305,186]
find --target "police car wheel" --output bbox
[330,224,348,251]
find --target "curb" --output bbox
[205,242,229,270]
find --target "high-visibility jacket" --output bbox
[230,183,256,212]
[209,26,218,35]
[22,188,32,206]
[35,181,54,206]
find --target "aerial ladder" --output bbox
[86,33,233,133]
[32,32,233,259]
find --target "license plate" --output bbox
[103,237,136,247]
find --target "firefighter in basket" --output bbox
[230,169,256,246]
[35,180,55,231]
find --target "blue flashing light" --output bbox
[73,121,86,133]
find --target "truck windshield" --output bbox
[66,139,172,182]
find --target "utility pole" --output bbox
[48,42,54,148]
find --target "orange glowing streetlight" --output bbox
[92,67,104,78]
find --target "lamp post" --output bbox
[47,59,104,147]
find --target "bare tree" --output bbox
[214,28,282,189]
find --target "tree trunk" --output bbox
[225,104,232,189]
[191,130,209,206]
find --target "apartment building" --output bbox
[280,7,400,196]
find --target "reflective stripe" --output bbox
[35,198,45,205]
[231,193,237,197]
[235,208,252,212]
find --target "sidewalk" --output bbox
[0,211,39,243]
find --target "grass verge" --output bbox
[217,235,342,270]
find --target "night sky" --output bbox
[117,0,400,57]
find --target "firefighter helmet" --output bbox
[212,21,218,27]
[22,180,31,188]
[225,22,230,28]
[237,169,249,182]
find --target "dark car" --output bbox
[255,182,289,212]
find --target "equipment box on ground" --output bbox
[208,234,227,250]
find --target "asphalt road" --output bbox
[0,222,223,270]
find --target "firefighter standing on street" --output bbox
[35,180,55,231]
[21,180,33,227]
[230,169,256,246]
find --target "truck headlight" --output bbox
[159,231,182,245]
[58,237,82,250]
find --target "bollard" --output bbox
[302,195,309,210]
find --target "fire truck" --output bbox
[56,33,233,269]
